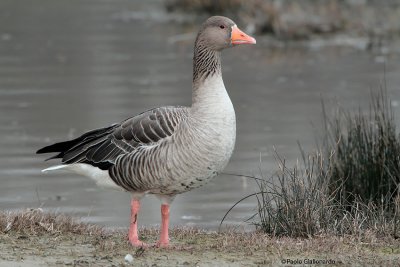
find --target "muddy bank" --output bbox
[165,0,400,43]
[0,210,399,266]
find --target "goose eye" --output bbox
[219,25,225,29]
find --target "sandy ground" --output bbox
[0,231,269,267]
[1,229,400,267]
[0,210,399,266]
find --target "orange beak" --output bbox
[231,25,256,45]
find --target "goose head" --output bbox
[195,16,256,51]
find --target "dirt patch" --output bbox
[0,210,399,266]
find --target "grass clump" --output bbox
[0,208,104,236]
[251,150,336,237]
[224,88,400,239]
[326,90,400,208]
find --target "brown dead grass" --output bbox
[0,209,399,266]
[0,208,104,236]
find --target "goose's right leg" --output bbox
[128,199,146,247]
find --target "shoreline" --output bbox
[163,0,400,54]
[1,209,399,266]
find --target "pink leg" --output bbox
[128,199,146,247]
[157,204,170,247]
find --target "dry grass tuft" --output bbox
[0,208,105,236]
[326,89,400,209]
[222,88,400,240]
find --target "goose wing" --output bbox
[36,106,189,170]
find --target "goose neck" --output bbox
[192,43,222,89]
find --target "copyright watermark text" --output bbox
[281,258,336,265]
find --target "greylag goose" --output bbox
[37,16,256,247]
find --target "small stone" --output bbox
[4,222,12,233]
[124,254,134,264]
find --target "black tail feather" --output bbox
[36,139,78,154]
[36,124,117,161]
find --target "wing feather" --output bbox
[37,106,189,170]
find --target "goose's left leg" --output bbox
[157,204,170,247]
[156,195,175,247]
